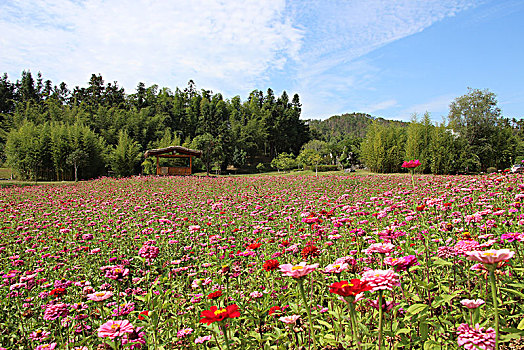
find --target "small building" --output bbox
[144,146,202,176]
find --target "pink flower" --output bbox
[87,291,113,302]
[97,320,134,339]
[465,249,514,265]
[279,262,319,279]
[43,303,69,321]
[457,323,495,350]
[279,315,300,324]
[177,327,193,338]
[324,262,349,274]
[361,269,400,291]
[195,335,212,344]
[34,343,57,350]
[365,243,395,255]
[460,299,485,309]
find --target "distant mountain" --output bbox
[307,112,408,141]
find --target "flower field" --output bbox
[1,174,523,350]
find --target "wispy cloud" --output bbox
[288,0,477,118]
[0,0,477,119]
[361,99,399,114]
[399,94,456,122]
[0,0,302,94]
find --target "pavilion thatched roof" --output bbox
[144,146,202,158]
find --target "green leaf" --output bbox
[395,328,411,335]
[500,287,524,299]
[432,257,452,266]
[407,303,429,315]
[423,340,441,350]
[518,318,524,330]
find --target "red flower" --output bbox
[49,287,66,298]
[268,306,281,316]
[199,304,240,325]
[301,245,320,260]
[248,243,262,250]
[207,290,223,300]
[138,310,149,320]
[416,204,425,212]
[263,259,279,272]
[329,279,372,297]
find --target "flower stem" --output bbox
[377,291,384,350]
[488,268,500,350]
[298,279,317,349]
[348,300,362,350]
[221,323,232,350]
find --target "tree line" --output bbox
[301,88,522,174]
[1,71,522,179]
[0,71,309,180]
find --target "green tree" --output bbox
[191,133,224,175]
[271,152,296,172]
[111,130,141,177]
[66,149,88,182]
[448,88,502,171]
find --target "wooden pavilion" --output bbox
[144,146,202,176]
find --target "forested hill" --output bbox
[308,113,408,141]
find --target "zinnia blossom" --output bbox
[460,299,485,309]
[401,159,421,168]
[324,263,349,274]
[457,323,495,350]
[262,259,279,271]
[87,291,113,302]
[97,319,134,339]
[199,304,240,324]
[384,255,417,272]
[279,262,319,279]
[361,269,400,291]
[34,344,57,350]
[465,249,515,265]
[279,315,300,324]
[329,279,372,297]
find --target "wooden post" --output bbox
[156,156,159,175]
[189,156,192,175]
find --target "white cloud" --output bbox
[0,0,476,119]
[400,94,456,121]
[0,0,303,94]
[288,0,477,118]
[361,99,398,114]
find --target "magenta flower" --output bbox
[384,255,418,271]
[460,299,485,309]
[365,243,395,255]
[43,303,69,321]
[401,159,421,168]
[279,262,319,279]
[34,343,57,350]
[457,323,496,350]
[97,319,134,339]
[465,249,514,265]
[361,269,400,291]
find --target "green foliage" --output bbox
[448,88,516,171]
[270,152,296,172]
[191,133,223,175]
[110,130,141,177]
[361,121,406,173]
[0,72,311,178]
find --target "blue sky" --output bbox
[1,0,523,122]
